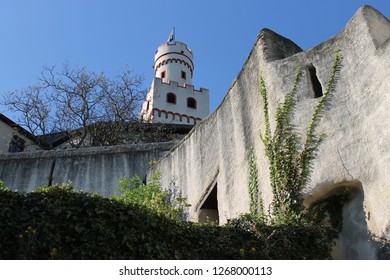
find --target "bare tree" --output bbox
[2,85,54,135]
[1,63,147,148]
[102,67,145,123]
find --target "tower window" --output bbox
[166,93,176,104]
[187,97,197,109]
[161,71,166,79]
[181,71,186,80]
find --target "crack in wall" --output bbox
[47,159,56,187]
[337,148,353,179]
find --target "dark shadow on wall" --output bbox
[332,186,377,259]
[306,181,379,259]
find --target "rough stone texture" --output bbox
[0,142,175,195]
[0,157,54,191]
[149,6,390,259]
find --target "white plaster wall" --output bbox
[157,63,192,86]
[144,78,209,125]
[0,142,175,195]
[0,121,38,153]
[154,41,194,86]
[149,6,390,258]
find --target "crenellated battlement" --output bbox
[153,77,209,95]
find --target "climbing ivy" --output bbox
[307,187,351,232]
[248,147,265,220]
[256,51,342,223]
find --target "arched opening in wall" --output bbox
[166,93,176,104]
[306,181,377,259]
[187,97,197,109]
[197,181,219,224]
[306,63,323,98]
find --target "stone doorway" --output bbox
[197,182,219,224]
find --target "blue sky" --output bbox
[1,0,389,120]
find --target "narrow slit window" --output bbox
[181,71,186,80]
[306,64,323,98]
[161,71,166,79]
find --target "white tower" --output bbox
[139,38,210,125]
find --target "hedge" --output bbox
[0,185,335,259]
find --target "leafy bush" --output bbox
[0,183,334,259]
[114,173,190,221]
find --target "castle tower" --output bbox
[139,37,210,125]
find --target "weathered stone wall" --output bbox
[149,6,390,259]
[0,142,175,196]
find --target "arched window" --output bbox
[166,93,176,104]
[187,97,197,109]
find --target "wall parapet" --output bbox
[0,142,177,161]
[153,77,209,95]
[0,141,177,195]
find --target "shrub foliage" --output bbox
[0,182,334,260]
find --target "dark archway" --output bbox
[306,181,377,259]
[197,182,219,224]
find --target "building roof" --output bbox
[1,113,195,149]
[0,113,49,149]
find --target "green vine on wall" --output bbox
[307,187,351,232]
[248,147,265,220]
[251,50,342,223]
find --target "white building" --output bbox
[140,40,209,124]
[0,114,43,153]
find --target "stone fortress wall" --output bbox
[149,6,390,259]
[0,142,175,196]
